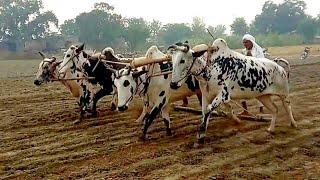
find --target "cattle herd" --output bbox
[34,38,297,145]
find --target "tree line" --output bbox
[0,0,319,52]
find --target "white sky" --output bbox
[43,0,319,27]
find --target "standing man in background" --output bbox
[241,34,265,114]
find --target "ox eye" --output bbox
[66,54,71,58]
[180,59,185,64]
[123,80,130,87]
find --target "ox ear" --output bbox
[192,50,207,58]
[76,43,85,53]
[132,70,147,79]
[38,52,46,59]
[104,50,119,62]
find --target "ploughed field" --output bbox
[0,56,320,179]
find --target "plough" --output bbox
[173,100,272,122]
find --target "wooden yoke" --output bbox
[130,55,172,68]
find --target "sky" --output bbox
[43,0,319,27]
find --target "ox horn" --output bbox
[38,52,46,59]
[132,70,148,78]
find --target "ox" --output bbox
[58,44,125,123]
[34,52,81,97]
[112,46,202,140]
[169,39,297,144]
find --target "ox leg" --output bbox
[110,88,117,111]
[161,104,172,136]
[90,89,110,117]
[181,98,188,107]
[225,103,241,123]
[136,105,147,123]
[280,96,297,128]
[257,95,278,133]
[200,87,231,143]
[141,97,167,140]
[196,89,202,106]
[198,93,210,144]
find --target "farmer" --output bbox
[241,34,265,114]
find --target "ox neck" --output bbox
[190,56,208,76]
[135,73,148,96]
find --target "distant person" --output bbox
[241,34,265,114]
[242,34,265,58]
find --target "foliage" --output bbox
[0,0,58,51]
[230,17,249,36]
[123,18,150,51]
[252,0,307,34]
[297,16,318,42]
[158,23,192,46]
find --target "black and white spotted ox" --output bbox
[34,52,81,98]
[58,44,125,123]
[169,39,297,144]
[112,45,202,140]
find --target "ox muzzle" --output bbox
[170,82,181,90]
[118,105,128,112]
[34,79,43,86]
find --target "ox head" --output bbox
[113,67,148,111]
[58,44,85,78]
[168,41,208,89]
[206,38,228,63]
[34,52,61,86]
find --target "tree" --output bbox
[207,25,226,37]
[297,16,318,42]
[0,0,58,51]
[73,2,124,47]
[148,20,162,44]
[60,19,79,36]
[123,18,150,50]
[159,23,192,45]
[252,0,307,34]
[230,17,249,36]
[26,11,58,40]
[274,0,306,33]
[252,1,277,34]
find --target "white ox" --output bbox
[112,46,202,140]
[169,39,297,144]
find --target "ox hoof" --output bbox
[197,137,205,145]
[166,129,173,136]
[140,135,152,141]
[88,111,98,118]
[290,122,298,128]
[73,119,82,125]
[266,128,275,134]
[110,103,117,111]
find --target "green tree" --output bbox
[159,23,192,45]
[252,0,306,34]
[297,16,318,42]
[148,20,162,44]
[207,25,226,37]
[0,0,58,51]
[230,17,249,36]
[60,19,79,36]
[73,2,124,47]
[252,1,277,34]
[123,18,150,51]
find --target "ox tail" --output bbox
[274,57,291,82]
